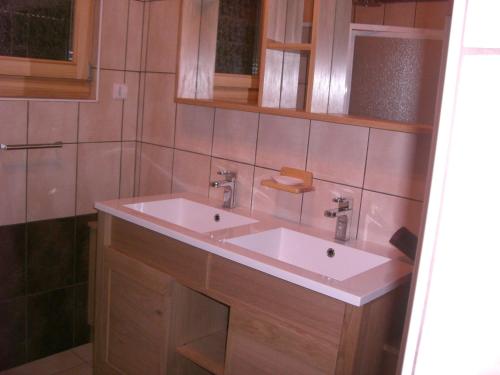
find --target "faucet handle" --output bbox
[217,170,236,179]
[333,197,353,211]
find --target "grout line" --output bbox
[250,113,262,211]
[24,101,30,363]
[118,71,126,199]
[194,0,204,98]
[171,102,179,194]
[170,148,176,193]
[356,128,371,239]
[299,120,313,224]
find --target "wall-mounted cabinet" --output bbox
[176,0,449,134]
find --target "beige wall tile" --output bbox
[212,109,259,164]
[256,114,310,170]
[76,143,121,215]
[307,121,369,187]
[27,145,77,222]
[175,104,214,155]
[142,73,176,146]
[0,101,28,145]
[28,102,78,144]
[146,0,180,72]
[0,150,26,226]
[172,150,210,196]
[209,158,255,210]
[123,72,140,141]
[301,179,362,240]
[126,0,144,71]
[252,167,302,223]
[357,190,422,245]
[364,130,431,200]
[139,143,174,196]
[120,142,137,198]
[79,70,124,142]
[100,0,129,69]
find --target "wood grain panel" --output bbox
[354,4,384,25]
[310,0,336,113]
[208,256,345,339]
[96,246,173,375]
[196,0,219,99]
[384,2,417,27]
[167,283,229,374]
[176,97,434,134]
[177,0,202,98]
[259,0,287,107]
[110,218,209,289]
[280,0,306,109]
[415,1,449,30]
[328,0,352,113]
[335,288,403,375]
[225,308,338,375]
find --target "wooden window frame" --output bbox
[0,0,95,99]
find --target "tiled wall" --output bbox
[137,0,431,246]
[0,0,437,371]
[0,0,144,370]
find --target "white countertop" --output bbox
[95,193,413,306]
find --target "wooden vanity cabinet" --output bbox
[94,213,406,375]
[225,308,337,375]
[95,246,174,375]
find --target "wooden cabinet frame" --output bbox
[0,0,96,99]
[94,213,409,375]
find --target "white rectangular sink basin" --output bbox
[226,228,390,281]
[124,198,258,233]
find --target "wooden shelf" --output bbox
[261,167,314,194]
[261,179,314,194]
[266,40,312,52]
[175,98,433,134]
[176,331,227,375]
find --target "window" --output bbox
[0,0,96,99]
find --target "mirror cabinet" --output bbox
[176,0,449,133]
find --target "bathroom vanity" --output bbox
[93,194,412,375]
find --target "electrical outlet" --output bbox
[113,83,128,100]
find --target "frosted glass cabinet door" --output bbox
[348,35,443,125]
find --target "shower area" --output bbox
[0,0,97,371]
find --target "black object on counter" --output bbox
[390,227,418,261]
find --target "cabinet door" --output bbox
[225,308,337,375]
[95,247,174,375]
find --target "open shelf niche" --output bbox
[169,283,229,374]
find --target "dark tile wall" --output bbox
[0,213,96,371]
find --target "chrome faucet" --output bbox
[324,197,353,241]
[211,170,237,209]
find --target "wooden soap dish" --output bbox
[261,167,315,194]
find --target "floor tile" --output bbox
[71,344,92,363]
[0,349,83,375]
[54,363,92,375]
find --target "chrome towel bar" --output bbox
[0,141,63,151]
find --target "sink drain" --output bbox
[214,214,221,222]
[326,248,335,258]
